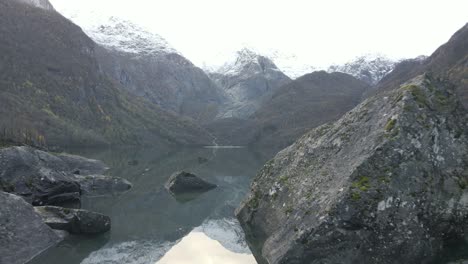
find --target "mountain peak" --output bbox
[328,53,398,85]
[213,48,281,76]
[87,16,178,56]
[54,10,179,56]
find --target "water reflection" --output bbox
[156,231,256,264]
[29,147,268,264]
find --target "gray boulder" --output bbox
[0,146,131,205]
[57,153,109,175]
[0,146,81,205]
[75,175,132,196]
[237,74,468,264]
[0,192,62,264]
[34,206,111,234]
[165,171,217,195]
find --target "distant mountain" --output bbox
[328,54,398,85]
[56,15,226,123]
[376,23,467,108]
[209,48,291,118]
[0,0,211,147]
[207,71,370,153]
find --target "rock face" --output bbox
[237,74,468,264]
[0,146,130,205]
[34,206,111,234]
[209,48,291,118]
[0,192,62,264]
[165,171,217,195]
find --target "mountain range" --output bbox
[0,0,212,147]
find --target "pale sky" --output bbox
[50,0,467,68]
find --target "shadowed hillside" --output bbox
[0,0,212,148]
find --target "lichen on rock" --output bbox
[236,74,468,264]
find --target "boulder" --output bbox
[236,75,468,264]
[0,192,62,264]
[75,175,132,196]
[0,146,131,205]
[57,153,109,175]
[165,171,216,195]
[34,206,111,234]
[0,146,81,206]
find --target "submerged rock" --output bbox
[236,75,468,264]
[34,206,111,234]
[165,171,217,195]
[0,192,62,264]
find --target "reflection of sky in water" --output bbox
[156,231,256,264]
[29,147,268,264]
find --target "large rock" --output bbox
[0,146,81,205]
[0,192,62,264]
[237,74,468,264]
[165,171,217,195]
[34,206,111,234]
[0,146,131,205]
[75,174,132,196]
[57,153,109,175]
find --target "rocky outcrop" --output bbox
[376,23,468,109]
[209,48,291,118]
[0,192,62,264]
[0,146,131,205]
[34,206,111,234]
[237,74,468,264]
[165,171,217,195]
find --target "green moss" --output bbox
[351,192,361,201]
[249,191,261,209]
[379,176,390,184]
[385,118,397,132]
[279,175,289,185]
[352,176,371,191]
[403,84,427,107]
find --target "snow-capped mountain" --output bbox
[205,48,317,79]
[209,48,291,118]
[65,15,179,56]
[267,51,318,79]
[51,10,226,123]
[328,54,398,85]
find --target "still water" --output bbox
[30,147,269,264]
